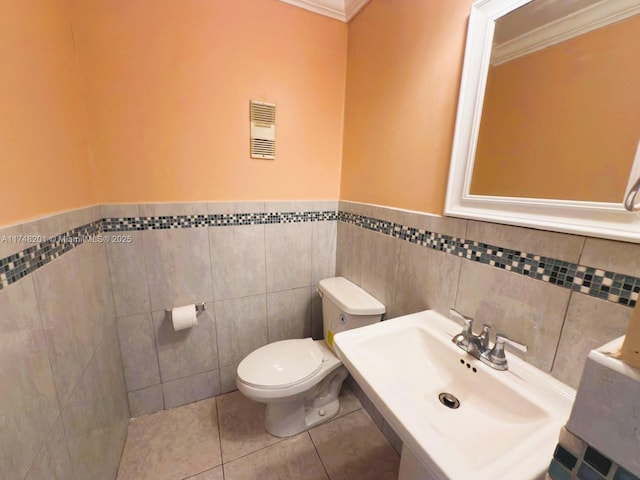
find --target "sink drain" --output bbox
[438,392,460,409]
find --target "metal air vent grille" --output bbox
[250,100,276,159]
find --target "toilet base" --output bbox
[264,365,348,437]
[265,397,340,437]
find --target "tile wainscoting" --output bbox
[0,206,128,480]
[102,201,338,416]
[2,198,638,480]
[336,200,636,388]
[0,200,337,480]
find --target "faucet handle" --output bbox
[450,309,474,350]
[495,333,528,353]
[449,309,473,333]
[485,333,527,370]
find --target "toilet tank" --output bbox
[317,277,385,351]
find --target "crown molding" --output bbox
[492,0,640,65]
[344,0,370,21]
[276,0,370,22]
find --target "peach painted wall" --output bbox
[471,15,640,203]
[69,0,347,203]
[340,0,475,214]
[0,0,96,226]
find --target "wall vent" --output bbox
[250,100,276,159]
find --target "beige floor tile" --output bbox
[217,383,362,464]
[216,390,283,463]
[116,398,221,480]
[310,410,400,480]
[223,433,329,480]
[185,465,224,480]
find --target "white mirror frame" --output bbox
[445,0,640,243]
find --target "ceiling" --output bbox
[276,0,370,22]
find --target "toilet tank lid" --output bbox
[318,277,385,315]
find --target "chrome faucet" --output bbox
[449,309,527,371]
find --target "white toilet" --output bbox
[236,276,385,437]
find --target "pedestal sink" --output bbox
[333,310,575,480]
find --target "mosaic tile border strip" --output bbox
[0,221,101,290]
[0,211,337,292]
[102,211,338,231]
[2,207,640,309]
[548,427,639,480]
[338,211,640,308]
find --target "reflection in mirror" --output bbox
[445,0,640,243]
[471,5,640,203]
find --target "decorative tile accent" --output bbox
[2,207,640,311]
[101,211,338,231]
[548,429,638,480]
[555,445,579,471]
[0,221,101,290]
[577,462,605,480]
[338,211,640,308]
[615,467,640,480]
[549,459,573,480]
[0,210,337,293]
[584,446,612,476]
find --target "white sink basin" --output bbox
[333,310,575,480]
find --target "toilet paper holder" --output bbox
[165,303,206,315]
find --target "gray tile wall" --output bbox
[0,206,129,480]
[336,201,635,389]
[3,197,632,479]
[104,201,338,417]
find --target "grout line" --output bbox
[263,220,270,342]
[163,368,219,386]
[210,287,313,303]
[221,436,290,465]
[309,218,316,294]
[308,430,332,480]
[139,230,166,410]
[97,232,132,477]
[214,395,224,478]
[22,416,69,479]
[206,219,217,306]
[549,291,576,375]
[576,235,588,265]
[103,229,132,419]
[550,238,587,375]
[452,220,472,310]
[205,225,222,396]
[28,273,60,410]
[387,234,403,320]
[212,303,222,396]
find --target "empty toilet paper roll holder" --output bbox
[165,303,206,316]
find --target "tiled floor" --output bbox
[116,385,400,480]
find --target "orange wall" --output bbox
[0,0,96,226]
[69,0,347,203]
[472,15,640,202]
[2,0,475,225]
[340,0,475,214]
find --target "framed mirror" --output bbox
[445,0,640,243]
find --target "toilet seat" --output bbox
[237,338,325,389]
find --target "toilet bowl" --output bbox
[236,277,385,437]
[237,338,348,437]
